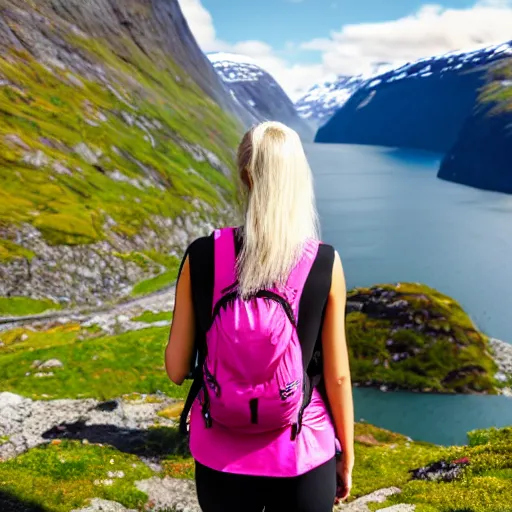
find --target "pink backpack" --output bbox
[181,227,320,439]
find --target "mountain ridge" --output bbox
[208,51,315,141]
[314,40,512,151]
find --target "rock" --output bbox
[354,434,380,446]
[108,169,146,189]
[4,134,30,151]
[335,487,402,512]
[71,498,136,512]
[135,476,200,512]
[39,359,64,369]
[107,470,125,478]
[74,142,99,165]
[377,506,415,512]
[22,150,49,168]
[66,72,85,89]
[0,392,181,460]
[52,161,73,175]
[489,338,512,375]
[410,458,469,482]
[121,111,135,126]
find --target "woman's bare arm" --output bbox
[322,250,355,468]
[165,255,196,385]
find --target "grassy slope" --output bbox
[0,283,504,400]
[0,28,242,311]
[370,426,512,512]
[0,286,511,510]
[0,323,189,401]
[347,283,501,394]
[0,43,240,244]
[0,440,155,511]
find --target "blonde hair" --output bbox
[235,121,320,299]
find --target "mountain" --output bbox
[315,42,512,152]
[295,75,365,128]
[438,60,512,193]
[208,52,315,141]
[0,0,244,312]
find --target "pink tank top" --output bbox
[188,228,337,477]
[189,387,336,477]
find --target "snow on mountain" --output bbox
[297,41,512,131]
[207,52,315,140]
[315,40,512,151]
[362,41,512,90]
[294,76,365,127]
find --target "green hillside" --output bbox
[0,0,243,311]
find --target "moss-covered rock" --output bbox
[346,283,501,394]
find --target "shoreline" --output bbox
[489,337,512,397]
[352,336,512,398]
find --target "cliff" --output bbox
[0,0,244,310]
[438,59,512,193]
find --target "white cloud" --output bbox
[301,2,512,78]
[178,0,512,100]
[177,0,320,99]
[177,0,219,51]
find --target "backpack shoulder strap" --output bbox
[286,239,320,323]
[179,227,236,437]
[212,227,237,312]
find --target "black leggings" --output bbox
[195,457,337,512]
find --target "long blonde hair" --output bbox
[235,121,320,299]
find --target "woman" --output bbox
[165,121,354,512]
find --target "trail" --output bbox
[0,286,176,333]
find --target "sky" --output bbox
[177,0,512,100]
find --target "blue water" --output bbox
[307,142,512,445]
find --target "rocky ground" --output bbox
[0,281,511,511]
[0,389,420,512]
[489,337,512,396]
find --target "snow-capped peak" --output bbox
[206,52,259,67]
[294,75,366,126]
[206,52,269,84]
[295,39,512,127]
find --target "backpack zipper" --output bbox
[204,361,221,397]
